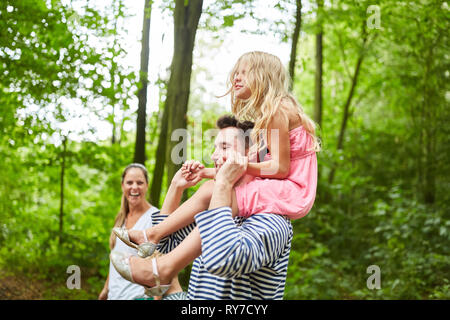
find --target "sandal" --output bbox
[110,251,170,296]
[113,227,157,258]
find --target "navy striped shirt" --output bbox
[188,207,293,300]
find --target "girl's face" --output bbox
[233,61,252,100]
[121,168,148,207]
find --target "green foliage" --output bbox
[1,0,448,300]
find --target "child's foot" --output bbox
[113,227,158,257]
[110,252,171,296]
[127,229,148,245]
[128,228,160,246]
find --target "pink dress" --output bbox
[235,125,317,220]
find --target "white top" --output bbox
[107,206,160,300]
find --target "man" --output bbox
[112,115,293,299]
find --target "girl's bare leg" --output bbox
[130,226,202,287]
[129,180,214,244]
[130,176,251,287]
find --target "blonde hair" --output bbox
[226,51,321,154]
[109,163,149,250]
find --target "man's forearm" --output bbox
[208,180,233,210]
[160,182,184,215]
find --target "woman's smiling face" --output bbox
[121,167,148,206]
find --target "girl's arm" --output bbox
[246,111,291,179]
[150,180,214,242]
[182,160,215,180]
[200,167,216,179]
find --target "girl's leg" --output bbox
[129,226,202,287]
[129,179,246,287]
[129,180,214,245]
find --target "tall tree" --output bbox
[288,0,302,91]
[150,0,203,205]
[383,0,448,204]
[314,0,323,128]
[328,22,370,185]
[134,0,153,165]
[59,135,67,245]
[166,0,203,182]
[150,102,169,207]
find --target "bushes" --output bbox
[285,166,449,299]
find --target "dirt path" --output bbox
[0,274,45,300]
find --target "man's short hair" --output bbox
[216,115,254,149]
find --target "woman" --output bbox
[98,163,186,300]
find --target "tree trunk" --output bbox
[314,0,323,128]
[288,0,302,91]
[112,104,117,144]
[59,136,67,245]
[150,103,169,207]
[134,0,152,165]
[328,25,368,185]
[422,46,436,204]
[165,0,203,183]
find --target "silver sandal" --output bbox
[113,227,157,258]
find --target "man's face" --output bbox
[211,127,246,171]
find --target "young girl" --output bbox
[111,51,320,295]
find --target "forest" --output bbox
[0,0,449,299]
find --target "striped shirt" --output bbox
[188,207,293,300]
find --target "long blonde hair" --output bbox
[109,163,149,250]
[226,51,320,155]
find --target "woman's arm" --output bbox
[98,274,109,300]
[246,110,291,179]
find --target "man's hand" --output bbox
[215,152,248,187]
[208,152,248,210]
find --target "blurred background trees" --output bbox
[0,0,448,299]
